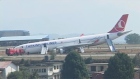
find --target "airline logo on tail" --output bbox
[108,14,128,33]
[80,34,84,37]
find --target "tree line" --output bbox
[125,33,140,44]
[7,50,139,79]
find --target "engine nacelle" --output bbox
[53,48,64,54]
[79,47,85,53]
[53,49,57,53]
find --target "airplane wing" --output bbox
[56,43,91,49]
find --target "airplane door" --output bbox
[79,39,81,43]
[43,43,47,47]
[107,35,109,39]
[104,35,109,40]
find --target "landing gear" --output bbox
[27,52,29,55]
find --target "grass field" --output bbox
[0,44,140,56]
[0,44,139,60]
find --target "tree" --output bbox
[24,60,31,66]
[61,51,89,79]
[29,71,39,79]
[84,57,93,64]
[50,51,56,60]
[104,53,134,79]
[133,53,140,79]
[0,75,3,79]
[0,57,5,61]
[19,65,30,77]
[7,71,24,79]
[7,70,35,79]
[20,58,25,65]
[133,52,140,67]
[125,33,140,44]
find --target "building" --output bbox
[29,61,63,79]
[0,30,30,37]
[134,68,140,79]
[0,61,19,79]
[87,63,139,79]
[86,63,108,79]
[0,35,49,46]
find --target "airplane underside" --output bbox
[40,45,85,54]
[40,36,116,55]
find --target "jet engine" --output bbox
[78,47,85,53]
[59,48,64,54]
[53,48,64,54]
[53,49,57,53]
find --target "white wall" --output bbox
[30,67,48,76]
[5,63,18,79]
[48,67,53,75]
[29,63,62,79]
[53,64,61,73]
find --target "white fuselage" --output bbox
[15,32,119,54]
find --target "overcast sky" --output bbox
[0,0,140,35]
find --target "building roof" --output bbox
[87,63,108,66]
[0,61,12,69]
[0,35,49,41]
[29,61,63,67]
[0,30,29,32]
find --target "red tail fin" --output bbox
[108,14,128,33]
[80,34,84,37]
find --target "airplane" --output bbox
[14,14,131,54]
